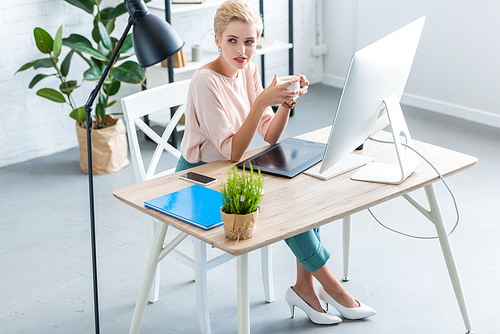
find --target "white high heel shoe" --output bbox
[285,286,342,325]
[318,286,376,320]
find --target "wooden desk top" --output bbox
[114,127,477,256]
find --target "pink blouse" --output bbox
[180,62,275,163]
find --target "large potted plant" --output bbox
[220,163,264,242]
[15,0,149,174]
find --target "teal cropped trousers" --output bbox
[176,156,331,273]
[284,227,331,273]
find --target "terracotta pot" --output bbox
[76,115,129,175]
[220,207,259,241]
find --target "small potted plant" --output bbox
[220,163,264,241]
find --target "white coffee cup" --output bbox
[277,75,300,98]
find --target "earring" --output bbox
[218,47,222,52]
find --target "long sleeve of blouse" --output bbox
[180,62,275,163]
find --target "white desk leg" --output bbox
[425,184,473,333]
[261,246,275,302]
[194,239,211,334]
[129,222,168,334]
[342,215,352,282]
[237,253,250,334]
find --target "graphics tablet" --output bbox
[236,137,326,178]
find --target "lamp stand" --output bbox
[84,17,135,334]
[82,1,184,331]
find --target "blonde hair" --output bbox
[214,0,263,38]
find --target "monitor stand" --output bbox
[351,93,419,184]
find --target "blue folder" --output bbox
[144,184,223,230]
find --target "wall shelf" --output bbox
[149,0,224,15]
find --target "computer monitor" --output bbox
[319,17,425,184]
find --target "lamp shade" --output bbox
[132,13,185,68]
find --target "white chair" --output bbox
[121,80,274,334]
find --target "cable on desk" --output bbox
[365,136,460,240]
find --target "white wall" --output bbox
[0,0,323,168]
[323,0,500,128]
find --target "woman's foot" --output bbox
[318,286,376,320]
[285,286,342,325]
[291,284,324,313]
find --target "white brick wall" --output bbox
[0,0,324,168]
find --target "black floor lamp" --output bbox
[84,1,184,333]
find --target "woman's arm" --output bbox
[264,74,310,145]
[230,94,271,161]
[263,104,291,145]
[230,74,300,161]
[231,73,309,161]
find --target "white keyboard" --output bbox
[304,154,375,180]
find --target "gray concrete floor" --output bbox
[1,84,499,333]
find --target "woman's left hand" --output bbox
[296,74,309,97]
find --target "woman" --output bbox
[178,0,375,326]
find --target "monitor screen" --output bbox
[319,17,426,174]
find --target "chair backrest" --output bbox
[121,80,191,183]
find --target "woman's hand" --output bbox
[257,74,299,109]
[296,73,309,97]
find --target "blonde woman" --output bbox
[177,0,375,326]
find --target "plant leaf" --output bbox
[91,20,100,45]
[83,66,102,81]
[36,88,66,103]
[64,0,94,14]
[90,57,104,71]
[105,19,115,36]
[119,34,134,55]
[97,40,109,58]
[34,27,54,54]
[96,102,106,119]
[63,33,92,48]
[29,73,52,88]
[84,66,111,83]
[61,50,74,77]
[98,92,105,105]
[63,34,92,66]
[99,7,116,34]
[113,61,145,84]
[53,26,63,59]
[15,60,37,74]
[33,58,54,69]
[73,42,107,61]
[97,21,112,50]
[104,80,120,96]
[70,106,86,124]
[109,3,127,19]
[59,80,80,95]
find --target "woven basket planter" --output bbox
[76,115,129,175]
[220,207,259,241]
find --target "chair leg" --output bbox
[147,219,161,303]
[261,245,274,302]
[342,215,352,282]
[194,239,211,334]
